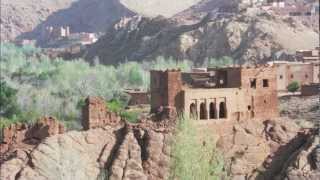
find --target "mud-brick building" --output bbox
[268,61,320,92]
[150,66,279,121]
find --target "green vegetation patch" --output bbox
[170,115,226,180]
[106,98,140,123]
[287,81,300,93]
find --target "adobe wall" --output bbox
[150,70,183,113]
[312,63,320,84]
[183,88,251,121]
[301,84,320,96]
[82,97,121,130]
[166,70,183,111]
[274,63,319,92]
[1,117,64,153]
[150,71,166,112]
[286,64,315,86]
[240,66,279,119]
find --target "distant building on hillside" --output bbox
[69,33,98,45]
[296,47,320,63]
[262,0,319,29]
[42,26,70,41]
[268,61,320,92]
[14,39,36,47]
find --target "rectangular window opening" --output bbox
[263,79,269,87]
[250,79,257,89]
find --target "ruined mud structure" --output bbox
[81,97,122,130]
[0,117,64,154]
[151,66,279,121]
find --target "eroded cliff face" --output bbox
[2,117,318,180]
[86,7,318,65]
[0,118,174,180]
[281,136,320,180]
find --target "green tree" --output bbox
[0,80,21,118]
[287,81,299,93]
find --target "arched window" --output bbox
[200,103,207,120]
[219,102,227,118]
[190,103,197,119]
[209,102,216,119]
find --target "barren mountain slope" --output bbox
[85,8,319,65]
[0,0,76,41]
[17,0,136,40]
[1,0,203,41]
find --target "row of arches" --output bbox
[190,101,227,120]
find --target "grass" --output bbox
[170,115,226,180]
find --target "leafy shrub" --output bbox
[287,81,299,92]
[170,115,225,180]
[106,98,139,123]
[120,111,139,123]
[0,80,21,118]
[106,99,125,113]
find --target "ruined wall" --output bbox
[82,97,121,130]
[165,70,183,111]
[150,70,183,113]
[150,70,166,112]
[1,117,64,153]
[207,67,242,88]
[241,66,279,119]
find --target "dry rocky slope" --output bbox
[1,0,202,42]
[1,0,76,41]
[1,107,320,179]
[1,119,319,180]
[85,6,318,65]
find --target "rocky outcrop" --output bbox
[2,116,318,180]
[0,116,174,180]
[209,118,311,179]
[109,129,147,180]
[0,117,64,154]
[1,126,118,180]
[280,136,320,180]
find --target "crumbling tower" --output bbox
[150,69,183,113]
[82,97,121,130]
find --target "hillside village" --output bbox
[0,0,319,180]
